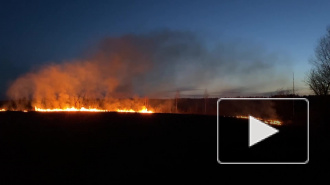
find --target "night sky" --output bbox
[1,0,330,99]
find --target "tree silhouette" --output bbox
[306,27,330,95]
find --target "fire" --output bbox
[263,120,282,125]
[117,106,153,113]
[35,106,108,112]
[117,109,135,113]
[235,115,282,125]
[34,106,153,113]
[236,115,249,119]
[0,108,6,111]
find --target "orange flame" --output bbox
[35,106,107,112]
[34,106,153,113]
[117,106,153,113]
[235,115,282,125]
[0,108,6,112]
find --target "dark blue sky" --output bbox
[1,0,330,99]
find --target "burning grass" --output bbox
[3,97,174,113]
[0,106,154,113]
[235,115,282,125]
[35,106,153,113]
[34,106,153,113]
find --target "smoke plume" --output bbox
[6,30,290,111]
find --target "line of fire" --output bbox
[0,94,308,126]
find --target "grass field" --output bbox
[0,112,327,182]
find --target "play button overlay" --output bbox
[249,116,279,147]
[217,98,309,164]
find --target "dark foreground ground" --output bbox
[0,112,328,183]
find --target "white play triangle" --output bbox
[249,116,279,147]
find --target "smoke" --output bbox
[5,30,291,111]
